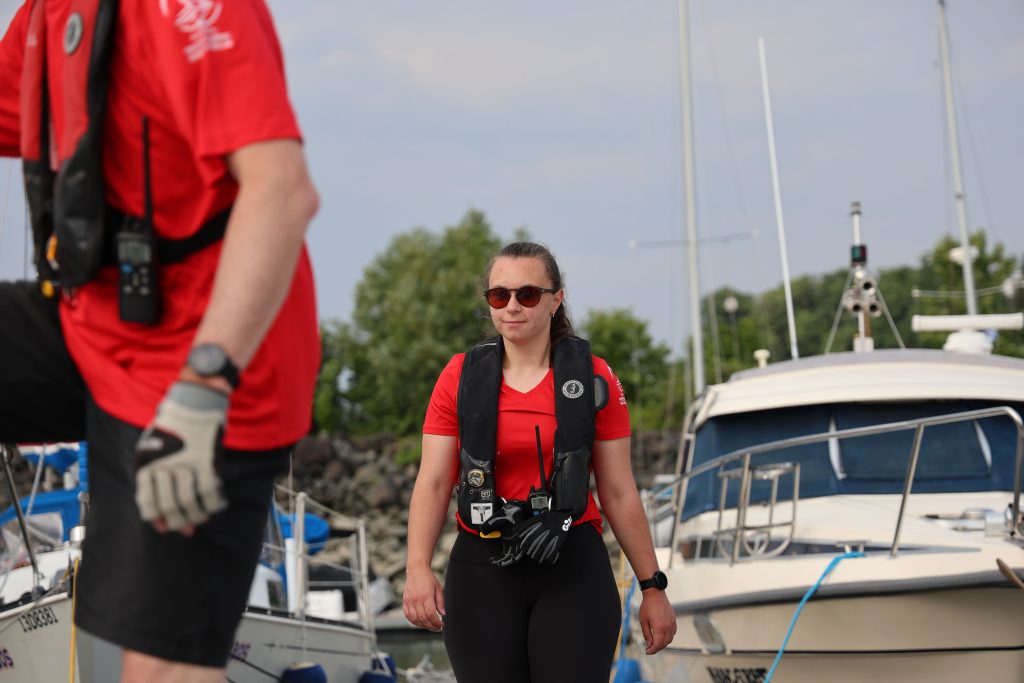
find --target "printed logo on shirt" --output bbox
[561,379,585,400]
[160,0,235,62]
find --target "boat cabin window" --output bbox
[683,399,1021,520]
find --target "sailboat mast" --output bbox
[678,0,705,393]
[937,0,978,315]
[758,38,800,360]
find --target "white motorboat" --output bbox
[639,345,1024,683]
[0,442,397,683]
[632,0,1024,678]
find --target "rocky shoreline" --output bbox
[289,430,681,603]
[0,432,680,607]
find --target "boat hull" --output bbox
[0,595,377,682]
[650,649,1024,683]
[645,585,1024,682]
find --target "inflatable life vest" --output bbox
[455,336,609,532]
[19,0,227,292]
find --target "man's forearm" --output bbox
[190,139,318,371]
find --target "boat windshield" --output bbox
[682,399,1022,521]
[0,513,64,571]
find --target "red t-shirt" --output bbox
[422,352,632,533]
[0,1,319,450]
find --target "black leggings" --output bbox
[443,524,622,683]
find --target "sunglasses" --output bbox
[483,286,557,309]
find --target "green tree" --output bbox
[328,210,505,436]
[581,309,677,431]
[697,230,1023,385]
[313,320,362,433]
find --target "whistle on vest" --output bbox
[38,235,60,298]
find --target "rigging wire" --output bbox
[958,84,999,245]
[942,8,1000,249]
[695,0,771,366]
[0,160,10,263]
[823,270,854,354]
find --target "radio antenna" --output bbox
[534,425,548,490]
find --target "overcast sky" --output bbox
[0,1,1021,357]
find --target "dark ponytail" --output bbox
[483,242,576,350]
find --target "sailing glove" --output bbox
[481,499,531,567]
[135,382,228,531]
[480,499,530,538]
[516,509,574,564]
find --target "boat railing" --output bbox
[713,460,801,564]
[274,485,374,634]
[643,406,1024,567]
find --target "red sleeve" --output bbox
[422,354,465,437]
[0,2,30,157]
[142,0,301,182]
[594,356,631,441]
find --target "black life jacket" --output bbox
[455,335,609,532]
[20,0,228,291]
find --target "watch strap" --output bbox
[639,570,667,591]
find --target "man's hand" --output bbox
[135,382,228,534]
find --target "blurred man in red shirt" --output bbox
[0,1,320,680]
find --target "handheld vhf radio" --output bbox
[528,425,551,513]
[118,117,160,324]
[117,229,159,324]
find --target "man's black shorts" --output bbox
[74,403,289,667]
[0,281,291,667]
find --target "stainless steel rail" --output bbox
[275,485,374,633]
[650,406,1024,565]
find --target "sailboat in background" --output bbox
[631,1,1024,681]
[0,442,396,682]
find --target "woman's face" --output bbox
[487,256,564,346]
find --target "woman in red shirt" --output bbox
[403,242,675,682]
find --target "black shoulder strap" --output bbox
[51,0,121,286]
[552,336,596,455]
[456,336,503,465]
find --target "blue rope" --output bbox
[763,551,864,682]
[618,579,638,660]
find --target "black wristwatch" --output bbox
[187,343,241,389]
[639,570,668,591]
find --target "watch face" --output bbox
[189,344,227,377]
[655,571,668,590]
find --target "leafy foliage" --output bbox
[699,230,1023,382]
[316,215,1022,448]
[316,210,504,436]
[581,309,679,431]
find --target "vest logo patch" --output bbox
[64,13,84,55]
[470,503,493,525]
[561,379,585,399]
[467,469,486,488]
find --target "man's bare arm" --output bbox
[183,138,318,389]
